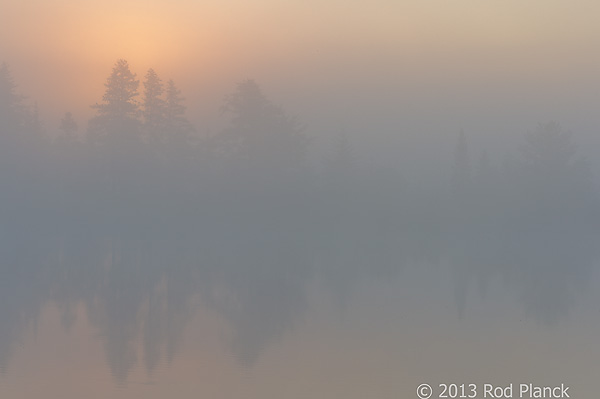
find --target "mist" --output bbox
[2,1,600,397]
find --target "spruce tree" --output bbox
[142,68,166,141]
[89,59,140,146]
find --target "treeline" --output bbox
[2,58,599,298]
[1,59,600,381]
[1,58,599,297]
[2,59,596,229]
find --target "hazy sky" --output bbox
[2,2,600,397]
[2,0,600,165]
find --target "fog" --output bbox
[2,1,600,397]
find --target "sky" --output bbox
[2,0,600,166]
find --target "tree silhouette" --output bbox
[521,122,578,173]
[58,112,78,140]
[28,102,44,137]
[88,59,141,146]
[142,68,166,143]
[87,60,147,217]
[518,122,591,194]
[164,79,193,147]
[516,122,595,226]
[0,63,26,137]
[217,79,308,174]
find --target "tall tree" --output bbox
[59,112,78,137]
[164,80,192,134]
[518,122,592,194]
[520,122,577,174]
[142,68,165,141]
[87,60,144,205]
[0,62,26,136]
[28,102,44,136]
[515,122,596,227]
[88,59,140,146]
[57,112,79,145]
[162,79,194,152]
[217,79,308,173]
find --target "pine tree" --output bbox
[218,79,307,171]
[521,122,576,173]
[142,69,165,139]
[0,62,26,135]
[164,79,193,146]
[29,102,44,136]
[164,80,190,131]
[58,112,78,140]
[88,59,140,145]
[518,122,592,204]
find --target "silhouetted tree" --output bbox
[0,63,42,182]
[516,122,595,226]
[87,60,147,218]
[88,59,141,146]
[164,80,186,125]
[164,79,193,146]
[520,122,577,174]
[58,112,78,140]
[519,122,592,194]
[28,101,44,136]
[217,79,308,174]
[0,62,26,137]
[142,68,166,143]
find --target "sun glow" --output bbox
[81,12,176,66]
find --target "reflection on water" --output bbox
[0,201,599,397]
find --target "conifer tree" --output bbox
[142,68,166,139]
[88,59,140,145]
[0,62,26,135]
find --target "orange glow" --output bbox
[2,0,600,132]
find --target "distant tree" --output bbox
[164,80,193,138]
[0,62,26,135]
[28,102,44,136]
[59,112,78,137]
[87,60,145,204]
[150,79,195,164]
[142,68,166,142]
[88,59,140,146]
[517,122,591,193]
[520,122,577,175]
[165,80,186,124]
[57,112,79,145]
[217,79,308,173]
[515,122,596,225]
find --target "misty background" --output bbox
[2,0,600,397]
[1,57,599,385]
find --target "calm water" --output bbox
[0,229,598,399]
